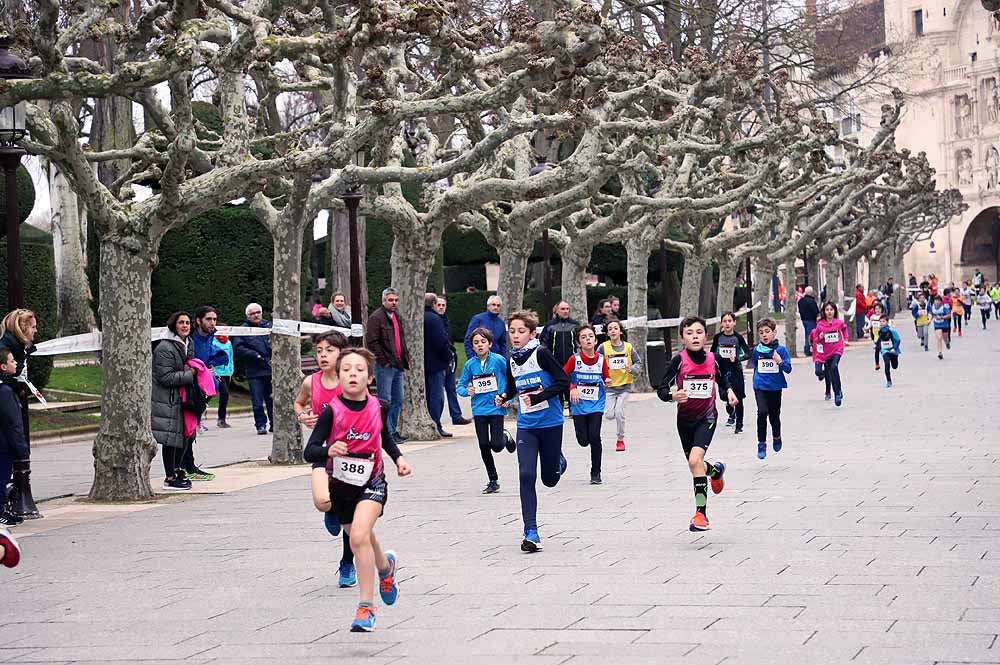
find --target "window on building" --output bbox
[913,9,924,35]
[971,52,978,63]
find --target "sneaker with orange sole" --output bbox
[350,604,376,632]
[615,440,626,452]
[689,512,710,532]
[710,461,726,494]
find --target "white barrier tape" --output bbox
[620,302,761,330]
[33,320,359,356]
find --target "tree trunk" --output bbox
[624,238,653,392]
[49,165,96,335]
[783,282,799,357]
[560,243,594,325]
[716,259,738,320]
[497,246,531,316]
[679,253,704,316]
[825,259,841,305]
[867,256,880,292]
[698,263,716,319]
[391,230,442,441]
[753,264,772,313]
[269,222,305,464]
[327,210,368,316]
[88,234,156,501]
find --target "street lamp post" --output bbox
[342,188,364,346]
[0,35,41,519]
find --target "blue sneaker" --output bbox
[338,563,357,588]
[885,380,893,388]
[558,453,567,476]
[379,551,398,605]
[757,442,766,460]
[834,393,843,407]
[324,511,341,537]
[350,604,376,632]
[824,392,831,401]
[521,529,542,553]
[772,438,782,453]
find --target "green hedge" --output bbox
[0,228,57,391]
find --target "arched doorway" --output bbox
[960,207,1000,281]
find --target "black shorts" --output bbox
[328,473,388,526]
[677,419,717,456]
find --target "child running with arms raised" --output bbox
[657,317,738,532]
[457,327,516,494]
[600,318,642,451]
[751,318,792,459]
[304,348,412,633]
[711,312,750,434]
[294,331,357,588]
[495,310,570,552]
[565,324,611,485]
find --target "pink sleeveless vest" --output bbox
[677,349,718,423]
[311,372,342,415]
[326,396,384,478]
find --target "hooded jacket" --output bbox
[750,339,792,391]
[0,375,29,460]
[539,316,579,366]
[456,351,509,417]
[809,317,848,363]
[151,334,195,449]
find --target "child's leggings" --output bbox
[754,389,782,443]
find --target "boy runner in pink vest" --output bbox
[304,348,412,632]
[657,317,738,532]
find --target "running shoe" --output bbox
[483,480,500,494]
[339,563,357,588]
[162,477,192,491]
[590,473,602,485]
[757,442,767,460]
[350,604,376,632]
[834,393,843,407]
[959,331,963,337]
[504,430,516,453]
[324,511,341,537]
[558,453,567,476]
[710,462,726,494]
[199,423,209,433]
[824,392,831,401]
[379,551,398,605]
[689,512,710,532]
[886,380,893,388]
[734,426,743,434]
[874,364,880,371]
[185,468,216,481]
[0,528,21,568]
[924,345,929,351]
[0,512,23,526]
[217,420,231,429]
[938,352,943,359]
[521,529,542,552]
[256,427,267,435]
[615,440,626,452]
[772,438,782,453]
[725,415,735,427]
[946,341,951,349]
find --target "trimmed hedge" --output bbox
[0,227,58,390]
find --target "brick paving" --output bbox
[4,316,1000,664]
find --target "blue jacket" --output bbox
[751,341,792,391]
[456,352,508,416]
[192,330,230,370]
[231,319,273,378]
[464,311,507,358]
[211,338,234,377]
[424,307,453,374]
[877,326,902,356]
[0,378,29,460]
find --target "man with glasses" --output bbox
[463,295,507,358]
[232,303,274,435]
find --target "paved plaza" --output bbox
[4,316,1000,664]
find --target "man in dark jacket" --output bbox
[232,303,274,435]
[435,296,470,427]
[798,286,820,356]
[192,306,230,425]
[424,293,454,437]
[0,348,29,526]
[539,301,578,366]
[463,295,507,357]
[365,287,410,443]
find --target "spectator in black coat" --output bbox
[0,347,29,526]
[231,303,274,435]
[797,286,820,356]
[424,293,454,437]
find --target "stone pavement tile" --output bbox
[537,641,697,658]
[965,608,1000,621]
[193,643,394,660]
[0,650,43,664]
[805,629,996,651]
[4,644,216,662]
[852,645,997,664]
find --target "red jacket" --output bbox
[855,289,869,315]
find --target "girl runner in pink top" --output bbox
[809,302,849,403]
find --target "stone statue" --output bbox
[957,96,974,137]
[984,79,1000,123]
[958,149,974,186]
[987,147,1000,189]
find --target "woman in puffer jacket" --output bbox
[152,312,196,491]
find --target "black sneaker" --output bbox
[483,481,500,494]
[256,427,267,435]
[725,415,735,427]
[590,473,602,485]
[452,417,472,426]
[217,420,231,429]
[0,512,23,526]
[734,426,743,434]
[162,477,192,491]
[437,429,453,438]
[393,434,408,444]
[504,430,516,453]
